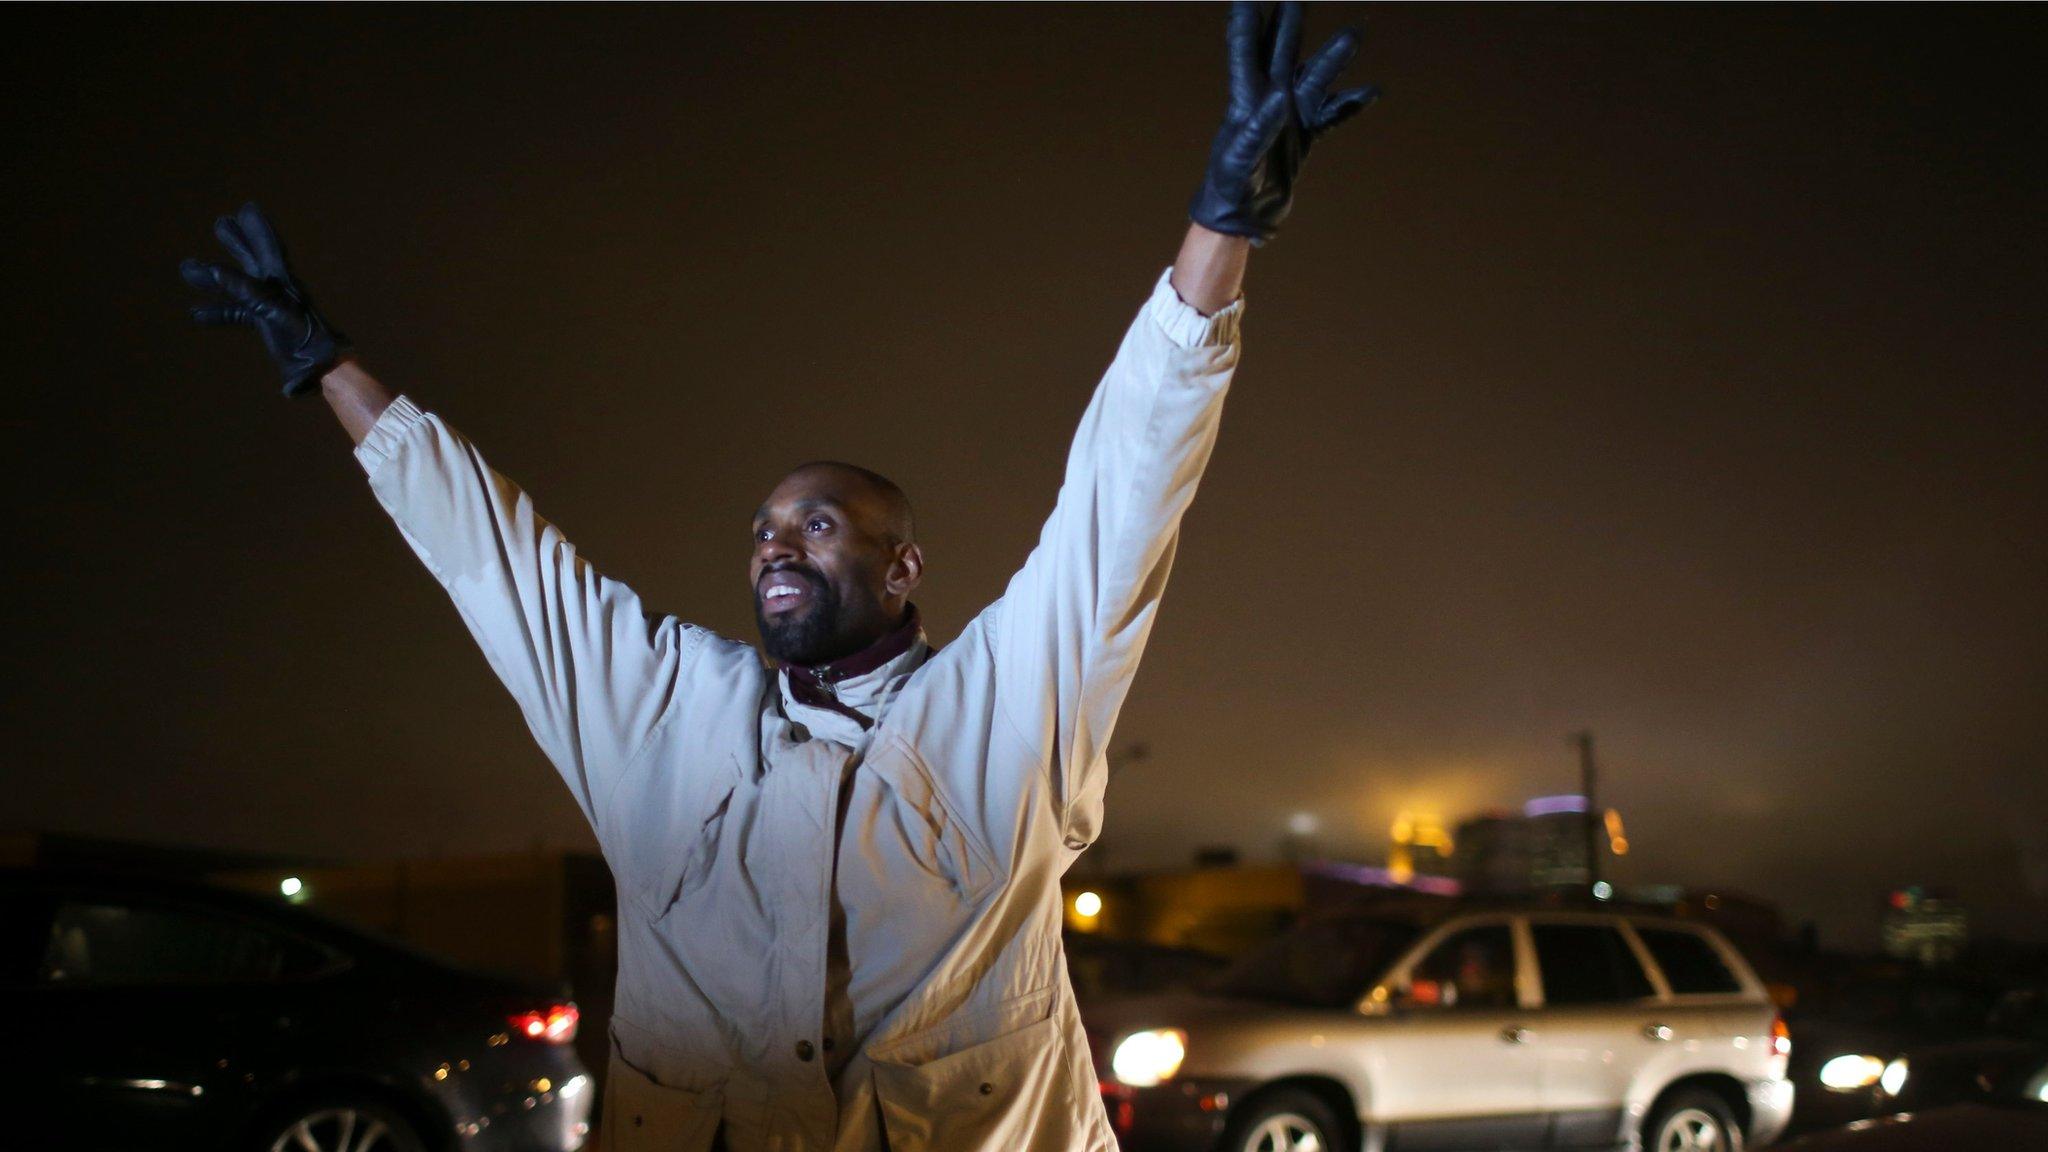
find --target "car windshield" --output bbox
[1209,917,1422,1009]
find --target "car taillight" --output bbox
[508,1004,580,1045]
[1770,1014,1792,1058]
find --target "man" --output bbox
[181,6,1374,1149]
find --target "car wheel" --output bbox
[1644,1087,1744,1152]
[1220,1087,1344,1152]
[254,1097,427,1152]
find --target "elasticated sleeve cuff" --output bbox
[352,395,429,476]
[1144,267,1245,349]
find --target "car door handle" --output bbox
[1501,1026,1531,1044]
[1642,1023,1674,1042]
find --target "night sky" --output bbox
[7,6,2044,950]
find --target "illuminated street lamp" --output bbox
[1604,809,1629,856]
[280,876,306,902]
[1069,889,1103,932]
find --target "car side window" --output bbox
[40,900,325,987]
[1531,923,1655,1006]
[1633,926,1742,995]
[1398,925,1518,1010]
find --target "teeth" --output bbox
[767,586,800,599]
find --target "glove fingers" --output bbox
[1294,27,1360,113]
[1239,86,1292,158]
[235,201,292,278]
[180,258,268,306]
[179,257,230,295]
[1263,2,1305,82]
[213,214,264,277]
[190,304,252,327]
[1226,1,1263,115]
[1315,85,1380,133]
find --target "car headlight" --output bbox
[1880,1057,1909,1097]
[1111,1028,1187,1088]
[2025,1064,2048,1103]
[1819,1054,1885,1091]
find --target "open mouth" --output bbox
[758,570,817,616]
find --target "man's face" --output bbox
[749,466,916,666]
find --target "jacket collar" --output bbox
[779,606,926,731]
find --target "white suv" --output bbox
[1089,907,1794,1152]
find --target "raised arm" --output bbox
[180,206,697,834]
[319,357,394,445]
[992,2,1378,848]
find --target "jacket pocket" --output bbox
[601,1020,723,1152]
[634,779,736,921]
[870,734,1001,904]
[870,993,1068,1151]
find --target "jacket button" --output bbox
[979,1082,994,1095]
[795,1040,816,1062]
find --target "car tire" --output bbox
[1219,1087,1345,1152]
[251,1096,428,1152]
[1644,1087,1745,1152]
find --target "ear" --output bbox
[886,542,924,599]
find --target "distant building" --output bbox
[1454,795,1597,895]
[1386,811,1454,885]
[1881,888,1968,965]
[1061,856,1460,959]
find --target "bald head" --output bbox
[777,461,916,547]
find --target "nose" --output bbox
[755,531,801,571]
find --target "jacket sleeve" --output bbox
[354,396,705,832]
[991,270,1242,848]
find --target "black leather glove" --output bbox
[180,203,351,398]
[1189,2,1380,245]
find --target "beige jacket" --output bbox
[353,270,1243,1151]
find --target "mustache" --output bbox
[757,563,825,595]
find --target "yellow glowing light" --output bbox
[1074,891,1103,918]
[279,877,303,898]
[1391,811,1452,854]
[1611,836,1629,856]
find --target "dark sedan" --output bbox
[4,869,592,1151]
[1780,967,2002,1133]
[1774,1042,2048,1151]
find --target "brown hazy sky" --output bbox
[6,6,2044,949]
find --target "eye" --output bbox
[806,517,832,534]
[753,526,772,542]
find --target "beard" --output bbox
[754,567,850,666]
